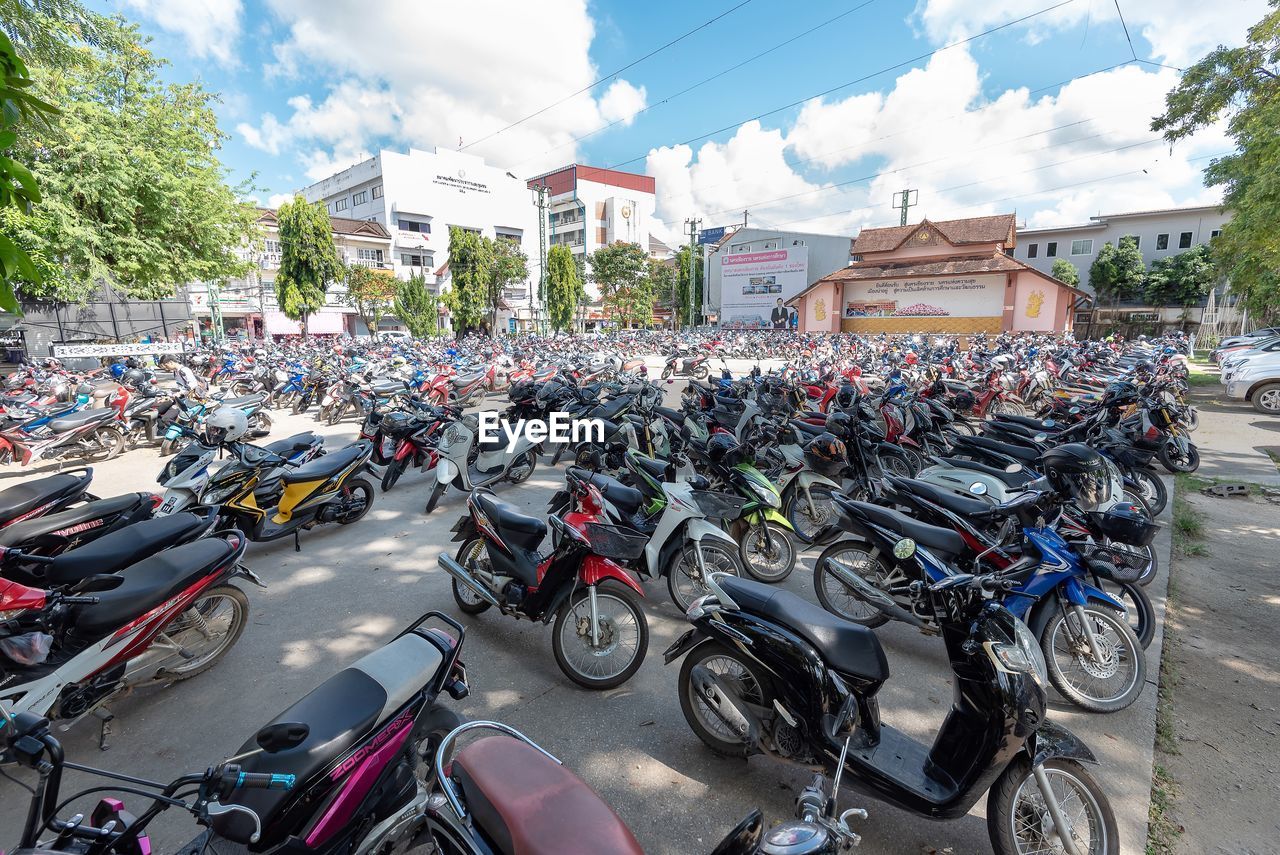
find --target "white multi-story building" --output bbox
[301,146,541,330]
[1015,204,1229,294]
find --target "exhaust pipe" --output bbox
[437,554,501,608]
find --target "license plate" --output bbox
[158,496,178,515]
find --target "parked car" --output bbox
[1224,353,1280,414]
[1213,327,1280,361]
[1220,337,1280,377]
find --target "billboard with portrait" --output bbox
[843,274,1004,319]
[720,247,808,329]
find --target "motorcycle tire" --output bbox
[87,426,125,462]
[667,541,743,612]
[381,457,408,492]
[452,539,492,615]
[1158,441,1200,474]
[159,437,176,457]
[661,365,673,380]
[552,582,649,690]
[253,410,272,434]
[327,404,346,426]
[783,484,837,543]
[677,638,775,757]
[1041,603,1145,713]
[1129,467,1167,516]
[315,404,330,423]
[159,584,249,680]
[987,756,1119,855]
[876,450,914,479]
[425,480,448,514]
[292,396,309,415]
[693,364,710,380]
[506,451,537,484]
[1110,580,1155,649]
[813,542,893,628]
[1187,407,1199,432]
[739,520,796,583]
[335,478,374,525]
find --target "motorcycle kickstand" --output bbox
[95,709,114,752]
[294,530,302,553]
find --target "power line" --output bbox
[1112,0,1138,62]
[604,0,1080,170]
[460,0,757,152]
[511,0,883,171]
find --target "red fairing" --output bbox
[579,555,644,597]
[0,576,47,611]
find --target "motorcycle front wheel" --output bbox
[987,756,1119,855]
[1042,604,1145,713]
[783,484,837,543]
[738,520,796,583]
[667,541,742,611]
[424,480,448,514]
[1128,467,1167,516]
[552,583,649,690]
[381,457,408,492]
[1158,441,1199,474]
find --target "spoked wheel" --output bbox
[948,418,977,437]
[452,538,492,615]
[506,451,536,484]
[552,583,649,690]
[877,452,914,478]
[738,520,796,583]
[813,542,900,627]
[1158,441,1199,473]
[667,540,742,611]
[988,756,1119,855]
[381,457,408,492]
[86,427,125,462]
[784,484,837,543]
[1127,468,1167,516]
[335,477,374,524]
[158,584,249,679]
[1042,604,1145,713]
[424,480,448,514]
[327,404,346,426]
[677,639,773,755]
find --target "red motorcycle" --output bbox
[380,404,458,492]
[0,468,95,530]
[438,481,649,690]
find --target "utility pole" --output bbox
[684,217,702,329]
[742,210,749,229]
[892,189,918,226]
[531,183,550,334]
[208,281,225,344]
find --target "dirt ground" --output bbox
[1157,487,1280,854]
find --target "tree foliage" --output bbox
[673,244,704,327]
[1089,236,1146,304]
[1,20,258,304]
[443,226,491,336]
[1050,258,1080,287]
[342,264,398,334]
[486,237,528,336]
[0,0,115,68]
[393,271,440,338]
[648,257,676,327]
[275,195,341,323]
[1143,244,1217,307]
[1152,1,1280,322]
[589,241,651,329]
[545,244,581,333]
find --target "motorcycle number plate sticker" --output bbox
[159,496,178,514]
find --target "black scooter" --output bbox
[665,572,1118,855]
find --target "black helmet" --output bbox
[824,411,852,439]
[803,432,847,478]
[1040,443,1112,511]
[380,411,413,434]
[124,357,140,369]
[1089,502,1159,547]
[706,433,745,468]
[834,382,859,410]
[122,368,147,389]
[1101,381,1139,408]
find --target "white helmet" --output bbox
[204,408,248,445]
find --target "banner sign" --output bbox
[843,274,1004,318]
[53,342,188,358]
[720,247,808,330]
[698,226,727,245]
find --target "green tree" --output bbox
[487,237,528,336]
[1144,244,1217,307]
[1,20,258,304]
[1089,235,1146,305]
[443,226,490,336]
[648,257,676,329]
[0,0,114,68]
[275,195,342,325]
[393,271,440,338]
[1050,258,1080,287]
[673,244,704,327]
[1152,1,1280,322]
[588,241,650,329]
[0,30,57,313]
[343,264,398,335]
[545,244,581,333]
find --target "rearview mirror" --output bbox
[255,722,310,753]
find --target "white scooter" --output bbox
[424,413,540,514]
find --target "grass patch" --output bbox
[1172,475,1206,549]
[1185,359,1221,387]
[1147,764,1184,854]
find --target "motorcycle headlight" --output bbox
[745,477,780,508]
[203,481,240,504]
[986,618,1048,688]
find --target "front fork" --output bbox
[588,585,602,647]
[1032,763,1085,855]
[1068,604,1107,663]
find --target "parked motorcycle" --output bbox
[424,413,539,514]
[0,468,95,529]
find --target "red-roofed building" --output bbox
[789,214,1087,335]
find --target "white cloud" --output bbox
[241,0,647,177]
[266,192,294,208]
[912,0,1270,67]
[123,0,243,66]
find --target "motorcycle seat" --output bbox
[883,476,997,521]
[371,379,403,395]
[47,512,210,585]
[262,432,322,457]
[992,414,1063,432]
[0,493,150,548]
[954,434,1041,466]
[842,499,966,558]
[0,471,89,525]
[629,453,669,483]
[218,394,266,409]
[688,379,717,393]
[595,397,630,421]
[453,372,485,386]
[282,442,368,485]
[454,735,644,855]
[931,456,1041,489]
[566,467,645,515]
[46,408,114,433]
[212,631,445,845]
[654,405,686,424]
[790,419,826,436]
[70,537,237,637]
[718,576,888,684]
[473,490,546,550]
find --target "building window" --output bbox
[1210,229,1221,239]
[1070,239,1093,256]
[334,197,348,212]
[1156,233,1169,250]
[1179,231,1193,249]
[356,248,383,262]
[264,239,281,254]
[763,241,778,249]
[1027,243,1038,259]
[371,185,383,199]
[1124,234,1140,250]
[397,220,431,233]
[352,190,368,205]
[792,239,805,246]
[401,253,423,266]
[1046,242,1057,257]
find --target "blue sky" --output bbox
[100,0,1265,241]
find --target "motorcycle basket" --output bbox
[691,490,748,520]
[582,522,648,562]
